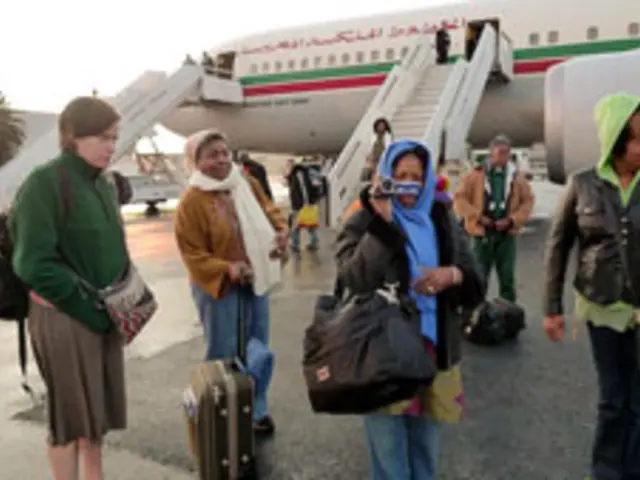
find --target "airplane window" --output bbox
[371,50,380,62]
[250,64,258,74]
[385,48,395,61]
[300,58,309,69]
[547,30,559,44]
[587,26,599,40]
[629,22,640,37]
[314,56,322,68]
[400,46,410,59]
[328,54,336,66]
[356,51,365,63]
[528,33,540,45]
[341,53,350,65]
[262,62,270,72]
[274,61,283,72]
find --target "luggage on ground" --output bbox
[184,292,256,480]
[462,298,526,345]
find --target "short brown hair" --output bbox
[58,96,121,152]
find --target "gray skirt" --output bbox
[28,300,127,446]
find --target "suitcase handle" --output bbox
[236,286,247,366]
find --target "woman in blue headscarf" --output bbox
[335,140,485,479]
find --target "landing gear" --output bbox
[145,201,161,218]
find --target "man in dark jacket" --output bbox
[109,171,133,205]
[239,153,273,200]
[284,159,319,252]
[435,23,451,65]
[543,93,640,480]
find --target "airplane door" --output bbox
[465,18,500,60]
[215,51,236,79]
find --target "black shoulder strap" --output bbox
[17,317,37,404]
[17,165,72,405]
[55,165,72,221]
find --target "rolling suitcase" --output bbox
[184,292,256,480]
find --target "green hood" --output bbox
[594,92,640,170]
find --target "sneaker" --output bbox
[253,415,275,436]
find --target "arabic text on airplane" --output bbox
[241,19,467,55]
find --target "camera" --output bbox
[373,178,422,198]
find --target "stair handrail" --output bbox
[0,65,203,209]
[444,25,498,161]
[110,65,202,164]
[326,34,435,228]
[497,32,514,81]
[421,60,468,163]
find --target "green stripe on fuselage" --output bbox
[239,37,640,86]
[514,37,640,60]
[240,62,395,85]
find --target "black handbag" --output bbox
[302,284,437,415]
[463,298,525,345]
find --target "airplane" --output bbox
[544,47,640,184]
[160,0,640,157]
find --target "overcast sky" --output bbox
[0,0,462,111]
[0,0,459,151]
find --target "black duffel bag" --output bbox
[303,285,437,414]
[462,297,526,345]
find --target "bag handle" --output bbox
[375,283,400,305]
[236,287,247,365]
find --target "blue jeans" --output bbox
[588,323,640,480]
[191,283,271,421]
[290,214,319,251]
[364,414,441,480]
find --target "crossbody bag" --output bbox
[58,166,158,344]
[71,262,158,344]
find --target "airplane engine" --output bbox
[544,48,640,185]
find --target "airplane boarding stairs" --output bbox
[390,65,458,140]
[0,64,244,209]
[326,24,514,228]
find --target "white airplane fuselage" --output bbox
[161,0,639,154]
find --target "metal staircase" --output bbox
[391,65,458,139]
[326,23,514,228]
[0,63,244,209]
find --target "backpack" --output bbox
[462,298,526,345]
[0,165,71,402]
[0,209,34,401]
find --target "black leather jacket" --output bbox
[336,188,486,369]
[544,168,640,315]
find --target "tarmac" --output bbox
[0,180,599,480]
